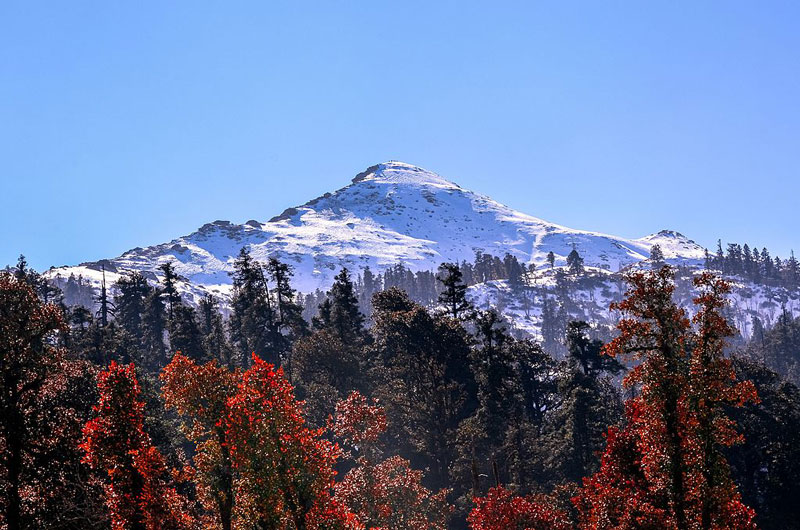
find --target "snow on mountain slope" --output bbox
[44,161,706,301]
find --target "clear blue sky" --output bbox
[2,1,799,270]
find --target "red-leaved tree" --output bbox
[332,391,453,530]
[225,354,360,529]
[468,486,573,530]
[577,267,758,530]
[81,361,194,530]
[161,353,238,530]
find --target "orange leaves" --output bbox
[331,391,387,448]
[577,268,759,530]
[468,487,572,530]
[331,392,453,530]
[81,362,194,530]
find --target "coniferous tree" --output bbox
[228,247,275,366]
[541,322,622,485]
[265,257,307,369]
[566,249,584,275]
[314,268,366,344]
[437,262,474,321]
[372,288,476,492]
[114,271,150,343]
[198,294,235,368]
[141,288,167,370]
[158,262,180,322]
[168,304,206,361]
[650,244,665,268]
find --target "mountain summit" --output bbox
[46,161,706,301]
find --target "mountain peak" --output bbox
[351,161,461,190]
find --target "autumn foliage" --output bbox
[161,353,237,530]
[332,391,453,530]
[468,486,572,530]
[80,361,194,530]
[577,267,759,530]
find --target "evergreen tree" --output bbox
[649,244,665,268]
[228,247,275,366]
[542,322,622,485]
[372,288,476,491]
[314,268,365,344]
[168,304,206,361]
[437,262,474,320]
[546,251,556,269]
[141,288,167,370]
[566,249,584,275]
[198,294,235,368]
[113,271,150,342]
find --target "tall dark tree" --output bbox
[437,262,474,321]
[313,268,366,344]
[168,304,206,361]
[650,244,665,268]
[566,248,584,275]
[371,288,476,491]
[564,321,623,377]
[198,294,235,368]
[727,357,800,530]
[158,261,181,321]
[264,257,307,368]
[228,248,274,366]
[141,288,167,370]
[113,271,150,342]
[541,322,622,485]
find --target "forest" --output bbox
[2,249,800,530]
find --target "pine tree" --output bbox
[566,249,584,275]
[228,247,275,366]
[314,268,366,344]
[158,262,181,321]
[141,288,167,370]
[372,288,476,490]
[168,304,206,361]
[114,271,150,343]
[95,264,113,327]
[649,244,665,268]
[547,251,556,269]
[198,294,235,368]
[437,262,474,320]
[542,322,622,485]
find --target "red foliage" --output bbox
[161,353,237,530]
[331,391,387,448]
[332,391,453,530]
[468,486,572,530]
[81,362,194,530]
[576,267,759,530]
[225,354,359,529]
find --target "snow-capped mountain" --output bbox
[45,161,706,304]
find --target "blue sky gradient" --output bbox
[2,1,799,270]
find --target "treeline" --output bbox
[300,251,542,319]
[2,254,800,529]
[706,241,800,289]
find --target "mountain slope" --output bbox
[45,161,706,302]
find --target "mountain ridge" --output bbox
[45,161,706,302]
